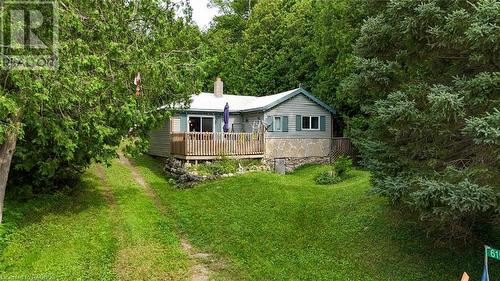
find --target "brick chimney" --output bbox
[214,77,223,98]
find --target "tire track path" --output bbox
[118,154,214,281]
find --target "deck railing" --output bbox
[171,132,265,157]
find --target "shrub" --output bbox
[207,161,236,176]
[333,156,352,177]
[237,159,262,169]
[195,156,237,176]
[315,171,343,185]
[192,157,264,177]
[315,157,353,185]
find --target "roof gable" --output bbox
[242,88,336,115]
[178,87,336,115]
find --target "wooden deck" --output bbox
[171,132,265,160]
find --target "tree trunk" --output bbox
[0,121,18,224]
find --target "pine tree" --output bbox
[343,0,499,240]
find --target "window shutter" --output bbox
[215,115,222,132]
[320,116,326,131]
[266,116,274,132]
[180,114,187,132]
[282,116,289,132]
[296,115,302,131]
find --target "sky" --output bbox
[190,0,220,29]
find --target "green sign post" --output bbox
[486,246,500,261]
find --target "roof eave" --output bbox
[169,87,337,115]
[181,108,242,114]
[244,88,337,115]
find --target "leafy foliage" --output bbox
[203,0,366,119]
[345,0,500,240]
[200,159,237,176]
[209,0,258,16]
[192,157,262,176]
[315,171,343,185]
[333,156,353,177]
[1,0,204,193]
[315,156,353,185]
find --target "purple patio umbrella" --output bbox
[223,102,230,132]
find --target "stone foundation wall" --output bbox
[264,138,332,172]
[264,156,331,173]
[265,138,331,159]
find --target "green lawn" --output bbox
[132,155,499,281]
[1,155,498,280]
[102,161,189,280]
[0,163,190,281]
[0,170,116,280]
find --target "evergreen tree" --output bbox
[0,0,203,222]
[343,0,499,240]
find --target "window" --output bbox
[189,116,214,132]
[302,116,319,130]
[311,116,319,129]
[274,116,282,131]
[201,117,214,132]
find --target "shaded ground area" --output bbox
[0,161,192,280]
[0,170,116,280]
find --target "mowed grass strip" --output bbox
[130,157,246,280]
[133,155,499,281]
[0,170,116,281]
[102,159,189,281]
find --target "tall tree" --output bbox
[202,0,260,94]
[240,0,296,96]
[202,13,248,94]
[209,0,258,16]
[202,0,366,118]
[312,0,367,117]
[0,0,203,222]
[343,0,499,240]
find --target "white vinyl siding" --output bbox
[228,115,243,132]
[172,116,181,132]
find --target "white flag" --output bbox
[134,72,141,96]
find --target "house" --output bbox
[148,78,348,171]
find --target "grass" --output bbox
[188,157,263,176]
[0,170,116,280]
[133,155,500,281]
[0,162,190,281]
[1,155,498,280]
[102,160,189,280]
